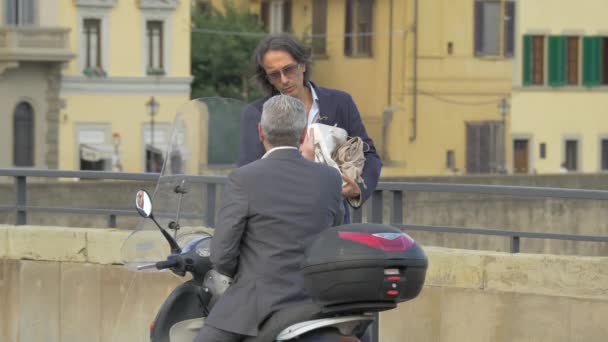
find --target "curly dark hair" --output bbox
[252,33,312,96]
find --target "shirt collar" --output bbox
[308,83,320,126]
[309,83,319,104]
[261,146,299,159]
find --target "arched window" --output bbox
[13,102,34,167]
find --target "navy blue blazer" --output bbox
[238,84,382,209]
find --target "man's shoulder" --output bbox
[247,97,269,110]
[313,84,353,101]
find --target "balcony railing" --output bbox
[0,27,74,62]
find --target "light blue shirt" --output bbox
[307,84,320,126]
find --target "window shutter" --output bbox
[474,1,484,55]
[344,0,353,56]
[504,1,515,57]
[21,0,37,25]
[5,0,16,24]
[583,36,601,86]
[548,36,566,87]
[523,35,532,85]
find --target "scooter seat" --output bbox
[243,302,322,342]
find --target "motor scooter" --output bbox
[121,97,429,342]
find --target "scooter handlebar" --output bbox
[156,258,180,270]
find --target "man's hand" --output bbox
[341,174,361,199]
[300,127,315,161]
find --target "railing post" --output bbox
[510,236,520,253]
[368,190,383,342]
[205,183,216,227]
[15,175,26,225]
[391,191,403,225]
[108,214,117,228]
[369,190,383,224]
[352,206,363,223]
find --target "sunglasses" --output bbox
[265,63,300,82]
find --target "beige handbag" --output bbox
[309,123,367,207]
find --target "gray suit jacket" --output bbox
[205,148,344,336]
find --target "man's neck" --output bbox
[295,83,313,115]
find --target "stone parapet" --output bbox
[2,225,608,341]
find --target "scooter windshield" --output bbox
[121,97,260,272]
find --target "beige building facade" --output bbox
[1,0,192,172]
[0,0,74,169]
[243,0,514,176]
[58,0,192,173]
[511,0,608,174]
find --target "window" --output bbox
[446,150,455,170]
[582,37,608,86]
[312,0,327,55]
[4,0,36,26]
[143,123,169,172]
[474,0,515,57]
[146,20,164,74]
[344,0,373,57]
[567,37,579,85]
[523,35,545,86]
[565,139,578,171]
[260,0,292,33]
[83,18,103,75]
[602,139,608,171]
[539,143,546,159]
[77,125,112,171]
[13,102,34,167]
[466,121,504,174]
[547,36,580,87]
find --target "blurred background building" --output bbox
[230,0,515,176]
[511,0,608,174]
[1,0,192,172]
[4,0,608,176]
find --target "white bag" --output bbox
[309,123,347,175]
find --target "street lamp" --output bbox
[146,96,159,148]
[498,98,510,173]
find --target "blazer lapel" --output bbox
[310,82,337,125]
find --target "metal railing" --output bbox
[1,168,608,253]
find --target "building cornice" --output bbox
[74,0,118,8]
[138,0,180,10]
[60,75,193,95]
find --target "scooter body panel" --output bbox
[150,280,210,342]
[276,316,373,341]
[169,317,205,342]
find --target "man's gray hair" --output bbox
[261,95,306,147]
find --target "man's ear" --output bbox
[258,122,265,144]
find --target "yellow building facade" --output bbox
[511,0,608,174]
[244,0,514,176]
[57,0,192,172]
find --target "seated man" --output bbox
[195,95,344,342]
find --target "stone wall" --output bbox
[1,225,607,342]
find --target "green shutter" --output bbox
[523,35,532,86]
[583,36,601,86]
[548,36,566,87]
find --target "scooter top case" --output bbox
[301,223,428,313]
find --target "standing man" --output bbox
[196,95,344,342]
[239,33,382,220]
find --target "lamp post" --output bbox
[498,98,510,173]
[146,96,159,148]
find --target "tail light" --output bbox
[338,231,414,252]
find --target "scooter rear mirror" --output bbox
[135,189,153,218]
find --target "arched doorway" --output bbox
[13,102,35,167]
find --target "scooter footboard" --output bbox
[151,280,211,342]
